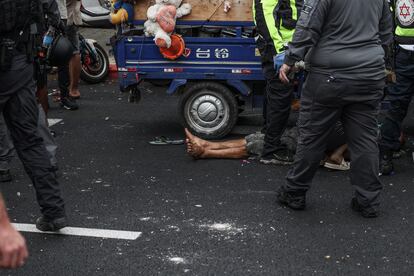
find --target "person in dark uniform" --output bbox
[277,0,393,217]
[0,0,61,182]
[0,0,67,231]
[379,0,414,175]
[253,0,303,165]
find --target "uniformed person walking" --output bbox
[253,0,303,165]
[379,0,414,175]
[0,0,62,182]
[0,0,67,230]
[277,0,393,217]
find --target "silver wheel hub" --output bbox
[187,93,229,133]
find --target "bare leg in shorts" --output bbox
[67,25,81,98]
[185,128,349,169]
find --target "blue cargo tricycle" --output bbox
[112,2,266,139]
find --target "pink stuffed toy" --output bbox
[144,0,191,48]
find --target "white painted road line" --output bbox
[12,223,142,240]
[47,118,63,127]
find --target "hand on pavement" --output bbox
[0,224,28,269]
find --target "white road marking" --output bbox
[12,223,142,240]
[48,118,63,127]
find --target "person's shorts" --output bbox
[246,133,265,157]
[65,24,80,54]
[245,128,299,157]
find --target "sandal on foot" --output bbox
[149,136,184,145]
[324,159,350,171]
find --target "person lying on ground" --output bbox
[185,122,350,171]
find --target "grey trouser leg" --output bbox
[0,106,58,171]
[0,116,14,171]
[37,105,57,168]
[0,55,65,219]
[285,72,384,208]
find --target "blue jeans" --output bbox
[380,47,414,151]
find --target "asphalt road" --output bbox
[0,76,413,276]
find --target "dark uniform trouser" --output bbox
[0,54,65,219]
[285,72,384,208]
[380,48,414,151]
[261,61,294,157]
[254,1,294,143]
[0,105,58,170]
[58,64,70,99]
[0,117,14,170]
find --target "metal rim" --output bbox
[81,45,107,80]
[184,89,230,135]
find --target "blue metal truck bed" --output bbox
[112,20,266,139]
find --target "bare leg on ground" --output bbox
[185,128,247,159]
[201,146,248,159]
[185,128,246,150]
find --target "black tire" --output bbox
[179,82,238,139]
[80,43,109,84]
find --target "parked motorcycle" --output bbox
[80,0,112,28]
[79,33,110,84]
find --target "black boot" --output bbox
[36,216,67,232]
[276,186,306,210]
[351,198,378,218]
[380,148,394,176]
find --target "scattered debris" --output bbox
[169,257,186,264]
[167,225,180,231]
[200,222,244,234]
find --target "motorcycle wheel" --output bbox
[80,43,109,84]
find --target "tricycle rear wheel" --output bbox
[179,82,238,139]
